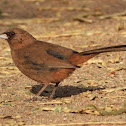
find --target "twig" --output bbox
[34,122,126,126]
[0,18,60,25]
[103,86,126,93]
[99,11,126,19]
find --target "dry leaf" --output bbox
[24,0,45,1]
[0,115,13,119]
[86,59,107,67]
[0,18,60,25]
[40,106,55,111]
[39,100,62,105]
[108,66,126,72]
[99,10,126,19]
[103,86,126,93]
[38,7,91,11]
[74,18,93,23]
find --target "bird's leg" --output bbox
[32,84,48,101]
[49,82,59,100]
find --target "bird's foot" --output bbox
[24,95,56,102]
[24,96,38,102]
[47,97,53,101]
[32,96,38,101]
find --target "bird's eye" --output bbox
[10,32,15,36]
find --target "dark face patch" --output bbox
[3,31,15,41]
[47,50,65,60]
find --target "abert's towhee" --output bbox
[0,28,126,100]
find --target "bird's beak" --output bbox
[0,34,8,39]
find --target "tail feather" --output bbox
[80,45,126,55]
[69,44,126,66]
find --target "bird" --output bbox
[0,28,126,100]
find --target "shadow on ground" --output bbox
[30,84,105,98]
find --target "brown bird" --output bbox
[0,28,126,100]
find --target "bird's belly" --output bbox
[15,61,75,83]
[12,53,75,83]
[16,63,52,83]
[50,68,75,83]
[11,58,50,83]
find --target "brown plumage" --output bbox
[0,28,126,100]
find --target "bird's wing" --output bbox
[21,43,77,70]
[45,49,76,68]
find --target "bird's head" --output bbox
[0,28,36,50]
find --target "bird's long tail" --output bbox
[80,45,126,55]
[69,45,126,66]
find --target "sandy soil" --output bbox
[0,0,126,125]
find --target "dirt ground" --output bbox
[0,0,126,125]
